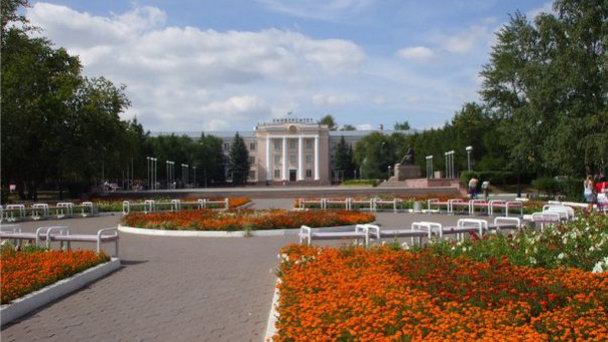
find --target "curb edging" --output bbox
[117,224,370,237]
[0,258,121,327]
[264,279,280,341]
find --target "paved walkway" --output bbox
[1,201,488,341]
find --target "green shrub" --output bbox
[342,179,379,187]
[460,171,480,186]
[531,177,560,196]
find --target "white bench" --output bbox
[4,204,26,222]
[427,199,450,213]
[299,224,371,247]
[438,219,488,241]
[0,226,67,247]
[325,198,350,210]
[56,202,74,218]
[48,227,119,256]
[366,223,433,246]
[490,200,523,217]
[491,217,522,232]
[373,198,401,213]
[530,212,561,231]
[542,205,575,220]
[31,203,50,220]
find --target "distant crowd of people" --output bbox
[584,174,608,211]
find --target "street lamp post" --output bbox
[466,146,473,172]
[426,155,433,179]
[444,151,455,179]
[166,160,174,189]
[146,156,151,190]
[182,163,189,186]
[388,165,392,180]
[152,157,157,190]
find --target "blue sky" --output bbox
[28,0,552,132]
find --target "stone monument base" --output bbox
[394,163,422,181]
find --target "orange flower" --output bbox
[274,245,608,341]
[0,248,109,304]
[122,210,374,231]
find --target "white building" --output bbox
[161,118,412,184]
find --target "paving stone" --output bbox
[1,198,477,341]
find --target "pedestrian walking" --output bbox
[468,177,479,199]
[481,180,490,201]
[584,175,595,212]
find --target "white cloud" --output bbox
[257,0,373,21]
[396,46,435,62]
[311,93,354,106]
[356,123,373,130]
[527,2,555,18]
[27,2,365,131]
[372,96,386,105]
[440,25,491,54]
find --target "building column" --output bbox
[282,137,287,180]
[314,135,320,181]
[266,136,271,181]
[297,136,304,181]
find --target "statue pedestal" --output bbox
[394,163,421,181]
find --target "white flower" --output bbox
[592,262,604,273]
[557,253,565,260]
[592,257,608,273]
[529,257,537,265]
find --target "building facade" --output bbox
[166,118,411,184]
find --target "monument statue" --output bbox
[400,147,416,165]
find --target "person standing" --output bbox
[468,177,479,199]
[481,180,490,201]
[584,175,595,211]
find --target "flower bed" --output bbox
[93,196,250,212]
[275,244,608,341]
[425,212,608,272]
[122,209,374,231]
[0,246,109,304]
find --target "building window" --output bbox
[305,155,313,164]
[306,140,313,149]
[274,155,281,165]
[224,143,230,151]
[248,170,256,179]
[289,140,296,149]
[274,169,281,179]
[274,141,281,150]
[249,156,255,165]
[249,142,256,150]
[290,155,296,164]
[306,169,312,178]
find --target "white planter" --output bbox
[1,258,121,326]
[117,224,369,237]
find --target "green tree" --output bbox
[334,136,355,179]
[340,124,357,131]
[393,121,411,130]
[319,114,338,131]
[228,133,250,185]
[481,1,608,177]
[197,134,226,186]
[354,132,403,179]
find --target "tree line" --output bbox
[2,0,605,200]
[0,0,247,200]
[337,0,607,184]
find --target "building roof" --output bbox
[151,129,416,139]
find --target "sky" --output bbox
[27,0,553,132]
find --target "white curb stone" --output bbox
[1,258,121,326]
[264,279,280,341]
[118,224,366,237]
